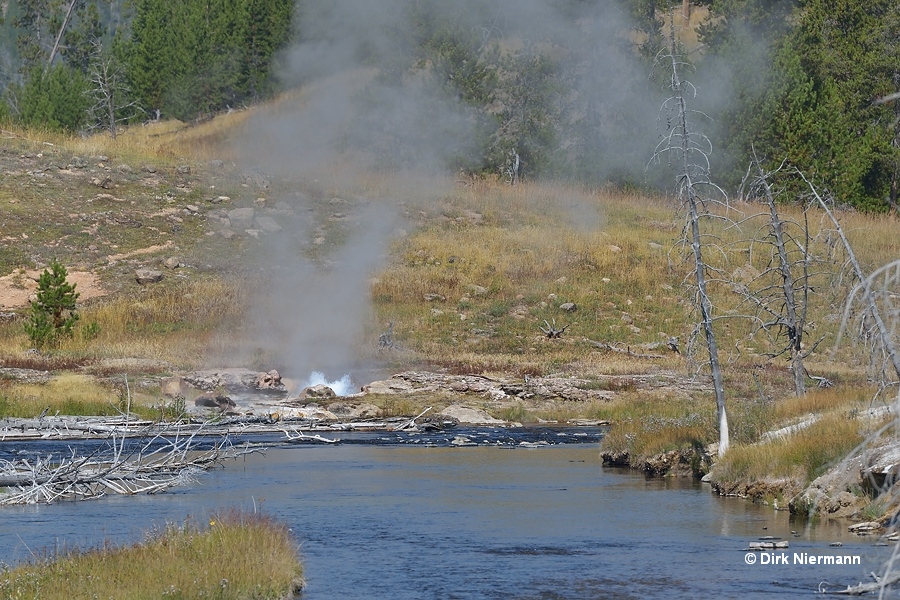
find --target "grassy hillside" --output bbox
[1,108,899,503]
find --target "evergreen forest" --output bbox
[1,0,898,212]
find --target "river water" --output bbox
[0,428,896,599]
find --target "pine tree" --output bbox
[25,259,80,350]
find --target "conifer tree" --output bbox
[25,259,80,350]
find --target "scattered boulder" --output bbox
[733,264,761,283]
[254,216,282,232]
[176,165,191,175]
[301,384,337,399]
[251,369,285,391]
[439,404,505,425]
[423,293,446,302]
[162,257,180,269]
[227,207,255,229]
[91,176,113,189]
[194,394,237,411]
[160,376,188,397]
[135,269,163,284]
[467,284,488,296]
[559,302,577,312]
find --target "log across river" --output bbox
[0,428,895,598]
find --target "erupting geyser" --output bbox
[302,371,354,397]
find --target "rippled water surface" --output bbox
[0,429,895,599]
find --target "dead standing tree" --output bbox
[799,171,900,394]
[86,40,140,139]
[736,156,827,396]
[650,27,730,456]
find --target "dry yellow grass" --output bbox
[0,510,303,600]
[713,413,866,485]
[0,373,122,417]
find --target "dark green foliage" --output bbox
[15,64,89,132]
[698,0,900,211]
[126,0,293,120]
[25,259,80,349]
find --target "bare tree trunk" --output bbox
[46,0,79,74]
[800,172,900,381]
[661,29,729,456]
[686,185,730,455]
[755,158,807,395]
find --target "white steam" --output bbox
[303,371,355,397]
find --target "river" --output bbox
[0,428,895,599]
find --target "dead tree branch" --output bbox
[540,319,570,339]
[586,339,665,360]
[0,422,259,505]
[800,171,900,385]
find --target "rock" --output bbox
[301,384,337,399]
[220,229,236,239]
[608,245,622,253]
[209,159,225,170]
[176,165,191,175]
[254,216,282,232]
[733,264,760,283]
[848,521,883,534]
[439,405,505,425]
[162,256,180,269]
[559,302,577,312]
[649,242,664,250]
[254,369,284,390]
[213,195,230,204]
[135,269,163,284]
[194,394,237,410]
[467,284,488,296]
[423,293,446,302]
[325,401,382,419]
[142,164,157,173]
[620,313,634,325]
[227,207,255,229]
[91,176,113,189]
[160,376,187,397]
[185,204,200,213]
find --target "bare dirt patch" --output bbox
[0,270,106,309]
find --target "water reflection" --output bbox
[0,439,895,599]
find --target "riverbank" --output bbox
[0,510,303,599]
[1,118,899,524]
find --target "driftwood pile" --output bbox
[0,420,259,505]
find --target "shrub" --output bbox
[24,259,80,349]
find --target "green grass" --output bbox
[0,510,303,600]
[712,413,865,487]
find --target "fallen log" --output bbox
[0,421,261,505]
[586,339,665,360]
[392,406,432,431]
[820,571,900,595]
[282,429,339,444]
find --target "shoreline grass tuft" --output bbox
[0,510,303,600]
